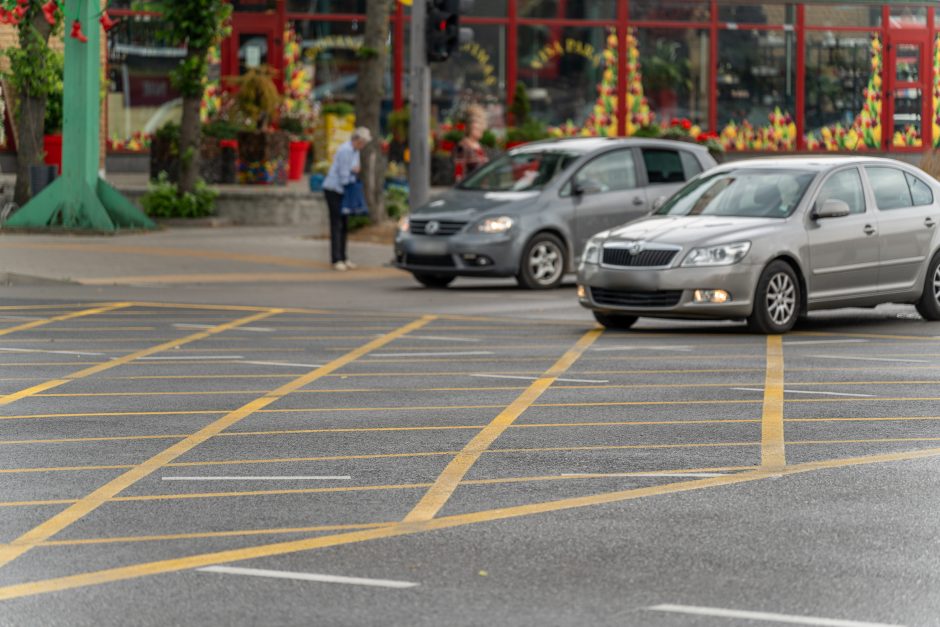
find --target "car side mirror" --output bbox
[813,199,851,219]
[572,179,603,196]
[652,196,668,211]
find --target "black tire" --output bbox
[915,252,940,321]
[593,311,638,330]
[516,233,567,290]
[412,273,455,288]
[747,260,801,334]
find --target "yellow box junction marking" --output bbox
[761,336,786,469]
[0,309,283,409]
[2,445,940,602]
[0,315,435,571]
[402,328,603,523]
[0,302,132,337]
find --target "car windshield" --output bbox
[458,151,578,192]
[655,169,817,218]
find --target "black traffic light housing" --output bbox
[426,0,460,63]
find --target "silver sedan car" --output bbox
[577,157,940,333]
[395,137,716,289]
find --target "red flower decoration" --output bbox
[100,10,119,31]
[681,119,692,130]
[70,19,88,43]
[41,0,57,26]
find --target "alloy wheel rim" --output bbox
[766,272,796,326]
[933,265,940,305]
[529,242,563,285]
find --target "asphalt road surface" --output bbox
[1,276,939,626]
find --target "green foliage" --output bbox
[356,46,379,59]
[43,50,64,133]
[141,172,218,219]
[279,115,306,139]
[159,0,232,98]
[232,66,281,130]
[442,128,464,143]
[348,215,371,231]
[631,124,663,138]
[202,118,246,140]
[660,125,687,140]
[3,3,62,102]
[644,40,691,92]
[385,185,408,220]
[506,119,549,144]
[321,102,355,116]
[480,129,497,148]
[509,84,531,125]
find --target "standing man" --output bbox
[323,127,372,271]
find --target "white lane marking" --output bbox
[647,604,904,627]
[174,323,275,333]
[732,387,875,398]
[239,360,325,368]
[0,347,104,356]
[137,355,245,361]
[561,472,726,478]
[371,351,494,358]
[0,315,44,321]
[469,373,609,384]
[786,339,869,346]
[162,476,351,481]
[809,355,930,364]
[398,335,481,343]
[593,345,693,352]
[197,566,419,589]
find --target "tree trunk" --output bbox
[355,0,391,223]
[178,44,206,196]
[13,11,54,206]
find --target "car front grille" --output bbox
[602,247,678,268]
[402,253,456,267]
[590,287,683,308]
[409,219,467,236]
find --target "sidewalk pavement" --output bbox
[0,225,403,287]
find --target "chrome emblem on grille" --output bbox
[425,220,440,235]
[628,241,644,256]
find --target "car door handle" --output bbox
[926,217,937,228]
[863,224,876,235]
[632,196,645,206]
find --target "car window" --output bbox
[865,166,914,210]
[643,149,686,184]
[815,168,866,215]
[680,151,703,179]
[655,169,816,218]
[458,151,578,192]
[567,149,636,196]
[906,172,934,206]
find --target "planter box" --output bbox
[237,130,289,185]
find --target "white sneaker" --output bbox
[332,261,348,271]
[344,260,358,270]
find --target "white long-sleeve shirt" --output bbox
[322,141,360,193]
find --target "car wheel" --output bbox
[747,260,800,334]
[412,273,455,289]
[593,311,638,330]
[915,251,940,321]
[517,233,566,290]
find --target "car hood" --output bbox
[606,215,784,247]
[411,189,541,220]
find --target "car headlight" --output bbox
[681,241,751,267]
[581,238,603,265]
[475,216,514,234]
[397,215,410,233]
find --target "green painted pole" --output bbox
[2,0,155,231]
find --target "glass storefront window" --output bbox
[431,25,506,127]
[518,25,611,129]
[107,16,184,150]
[805,5,881,28]
[293,21,366,104]
[890,7,928,29]
[718,2,793,26]
[519,0,615,20]
[287,0,366,13]
[718,28,796,149]
[630,1,710,22]
[467,0,507,17]
[635,28,709,127]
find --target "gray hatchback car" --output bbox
[577,156,940,333]
[394,137,717,288]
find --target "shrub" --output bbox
[141,173,218,219]
[321,102,355,116]
[385,185,408,220]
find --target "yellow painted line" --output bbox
[4,445,940,601]
[403,328,603,523]
[761,336,785,469]
[78,270,402,285]
[38,523,396,547]
[0,309,281,409]
[0,303,131,337]
[0,303,103,311]
[0,315,435,570]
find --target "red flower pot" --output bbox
[43,134,62,173]
[288,140,310,181]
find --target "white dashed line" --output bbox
[561,472,727,478]
[0,347,104,356]
[470,374,609,384]
[646,604,904,626]
[785,339,869,346]
[398,335,481,343]
[809,355,930,364]
[732,387,875,398]
[371,351,494,358]
[162,476,351,481]
[239,360,325,368]
[197,566,419,589]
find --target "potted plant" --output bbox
[644,40,691,116]
[229,66,289,185]
[150,121,181,182]
[280,114,312,181]
[42,50,64,174]
[504,84,548,148]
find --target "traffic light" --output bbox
[425,0,460,63]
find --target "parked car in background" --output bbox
[577,157,940,333]
[395,137,717,289]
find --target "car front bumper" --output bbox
[577,261,761,319]
[393,232,520,277]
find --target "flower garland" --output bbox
[280,25,314,133]
[720,108,797,152]
[932,33,940,148]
